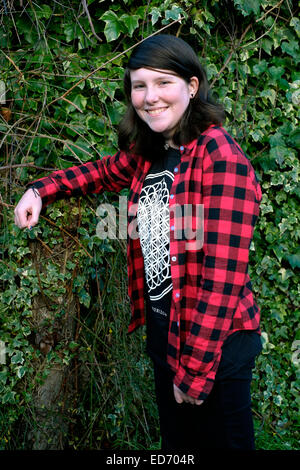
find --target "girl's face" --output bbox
[130,68,198,144]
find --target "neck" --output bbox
[164,140,179,150]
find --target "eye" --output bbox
[159,80,170,86]
[132,83,145,90]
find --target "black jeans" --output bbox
[153,363,256,451]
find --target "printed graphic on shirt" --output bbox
[137,170,174,302]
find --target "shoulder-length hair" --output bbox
[118,34,225,160]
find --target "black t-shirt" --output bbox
[138,147,262,378]
[138,147,180,367]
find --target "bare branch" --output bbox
[0,163,59,171]
[211,23,252,87]
[81,0,102,43]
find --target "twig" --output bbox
[241,6,282,48]
[211,23,252,87]
[64,142,84,164]
[36,235,53,255]
[81,0,102,43]
[40,214,93,259]
[251,145,269,161]
[0,163,59,171]
[252,408,283,439]
[23,75,48,164]
[33,254,54,308]
[256,0,284,22]
[44,16,184,111]
[0,50,24,81]
[0,126,93,159]
[0,199,93,259]
[61,96,83,113]
[0,199,13,208]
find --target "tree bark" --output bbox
[27,235,78,450]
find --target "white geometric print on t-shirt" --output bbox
[137,170,174,301]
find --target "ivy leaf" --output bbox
[253,60,267,75]
[101,11,123,42]
[35,4,52,19]
[268,66,285,81]
[2,390,16,404]
[86,116,105,136]
[11,351,24,365]
[269,145,290,167]
[281,40,299,58]
[78,288,91,308]
[233,0,261,16]
[164,5,184,22]
[150,7,161,25]
[16,366,26,379]
[285,251,300,269]
[261,38,273,55]
[48,208,63,220]
[120,14,139,37]
[287,129,300,149]
[64,24,81,43]
[290,17,300,38]
[272,245,286,262]
[260,89,276,106]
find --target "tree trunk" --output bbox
[26,235,78,450]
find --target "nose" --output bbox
[145,85,159,104]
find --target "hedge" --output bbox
[0,0,299,450]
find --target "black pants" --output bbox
[153,363,256,451]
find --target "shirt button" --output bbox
[180,146,184,151]
[177,321,180,327]
[175,292,180,298]
[174,167,178,173]
[170,194,174,199]
[171,225,175,231]
[171,256,176,262]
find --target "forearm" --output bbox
[28,150,138,207]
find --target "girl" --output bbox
[14,34,262,450]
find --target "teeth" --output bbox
[147,108,167,116]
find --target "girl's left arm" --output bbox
[173,137,262,401]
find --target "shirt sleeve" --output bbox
[173,137,262,400]
[28,150,139,207]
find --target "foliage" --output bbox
[0,0,299,450]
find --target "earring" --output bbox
[190,93,194,98]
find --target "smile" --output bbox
[146,107,168,116]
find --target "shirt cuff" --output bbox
[173,364,216,401]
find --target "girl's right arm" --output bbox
[14,149,139,229]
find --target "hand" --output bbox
[14,188,42,229]
[173,384,203,406]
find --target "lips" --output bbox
[146,107,168,116]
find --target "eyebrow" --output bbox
[131,74,176,84]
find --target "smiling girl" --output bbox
[14,34,262,451]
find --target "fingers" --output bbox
[173,386,184,404]
[28,203,41,228]
[14,188,42,229]
[195,399,204,406]
[173,384,203,406]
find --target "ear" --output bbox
[189,76,199,98]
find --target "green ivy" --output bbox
[0,0,299,450]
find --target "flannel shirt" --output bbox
[29,125,262,400]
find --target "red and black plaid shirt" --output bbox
[30,125,262,400]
